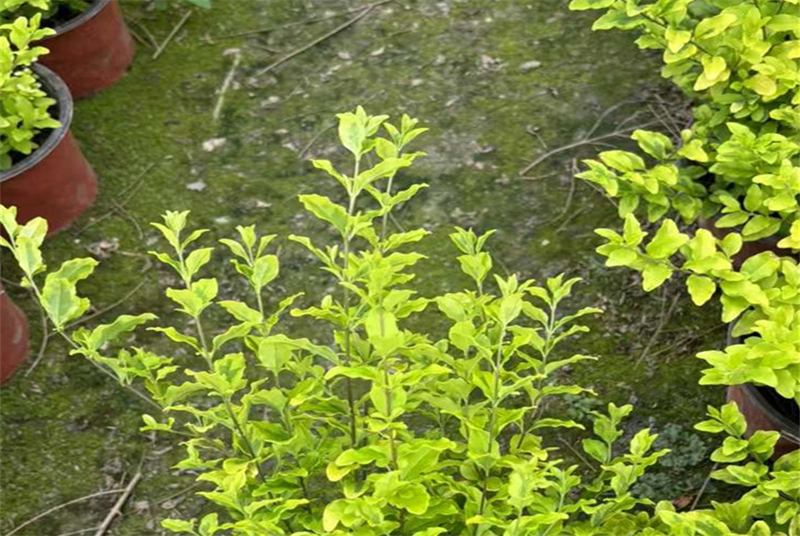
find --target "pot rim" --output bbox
[0,64,73,183]
[736,384,800,444]
[727,327,800,442]
[42,0,112,38]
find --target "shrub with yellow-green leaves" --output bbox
[569,0,800,406]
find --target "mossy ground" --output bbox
[1,0,730,533]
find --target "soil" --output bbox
[0,0,731,533]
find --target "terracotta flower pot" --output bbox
[0,285,30,385]
[0,65,98,234]
[37,0,135,99]
[724,329,800,458]
[698,217,794,267]
[727,385,800,459]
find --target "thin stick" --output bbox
[690,463,718,510]
[648,323,726,358]
[213,50,242,121]
[299,123,335,159]
[636,293,681,365]
[553,205,589,235]
[547,161,578,225]
[215,6,367,40]
[128,27,152,49]
[152,10,193,60]
[64,276,149,331]
[129,18,159,49]
[24,303,50,377]
[75,163,154,236]
[255,0,392,77]
[111,199,144,239]
[3,490,125,536]
[558,437,597,472]
[93,472,142,536]
[519,119,662,175]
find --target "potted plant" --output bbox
[0,0,134,98]
[1,108,797,534]
[0,282,29,384]
[568,0,800,453]
[0,14,98,233]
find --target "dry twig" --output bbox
[93,472,143,536]
[3,490,125,536]
[153,10,193,60]
[213,49,243,121]
[255,0,392,77]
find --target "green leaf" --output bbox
[84,313,157,351]
[218,301,263,323]
[45,258,98,285]
[632,130,673,160]
[298,194,349,235]
[642,264,673,291]
[390,482,430,515]
[251,255,279,289]
[645,220,689,259]
[41,277,85,328]
[582,438,608,463]
[365,308,403,357]
[687,275,716,306]
[161,519,196,533]
[14,235,44,277]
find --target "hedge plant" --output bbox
[2,108,799,535]
[568,0,800,405]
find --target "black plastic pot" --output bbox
[0,64,97,233]
[725,329,800,458]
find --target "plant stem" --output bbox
[341,155,362,449]
[24,275,159,409]
[224,398,266,483]
[477,326,506,519]
[379,173,396,246]
[515,301,557,450]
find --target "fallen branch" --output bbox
[4,490,125,536]
[93,472,143,536]
[519,118,662,176]
[255,0,392,77]
[153,10,193,60]
[213,49,242,121]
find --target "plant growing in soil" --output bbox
[0,14,58,171]
[568,0,800,407]
[2,109,798,535]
